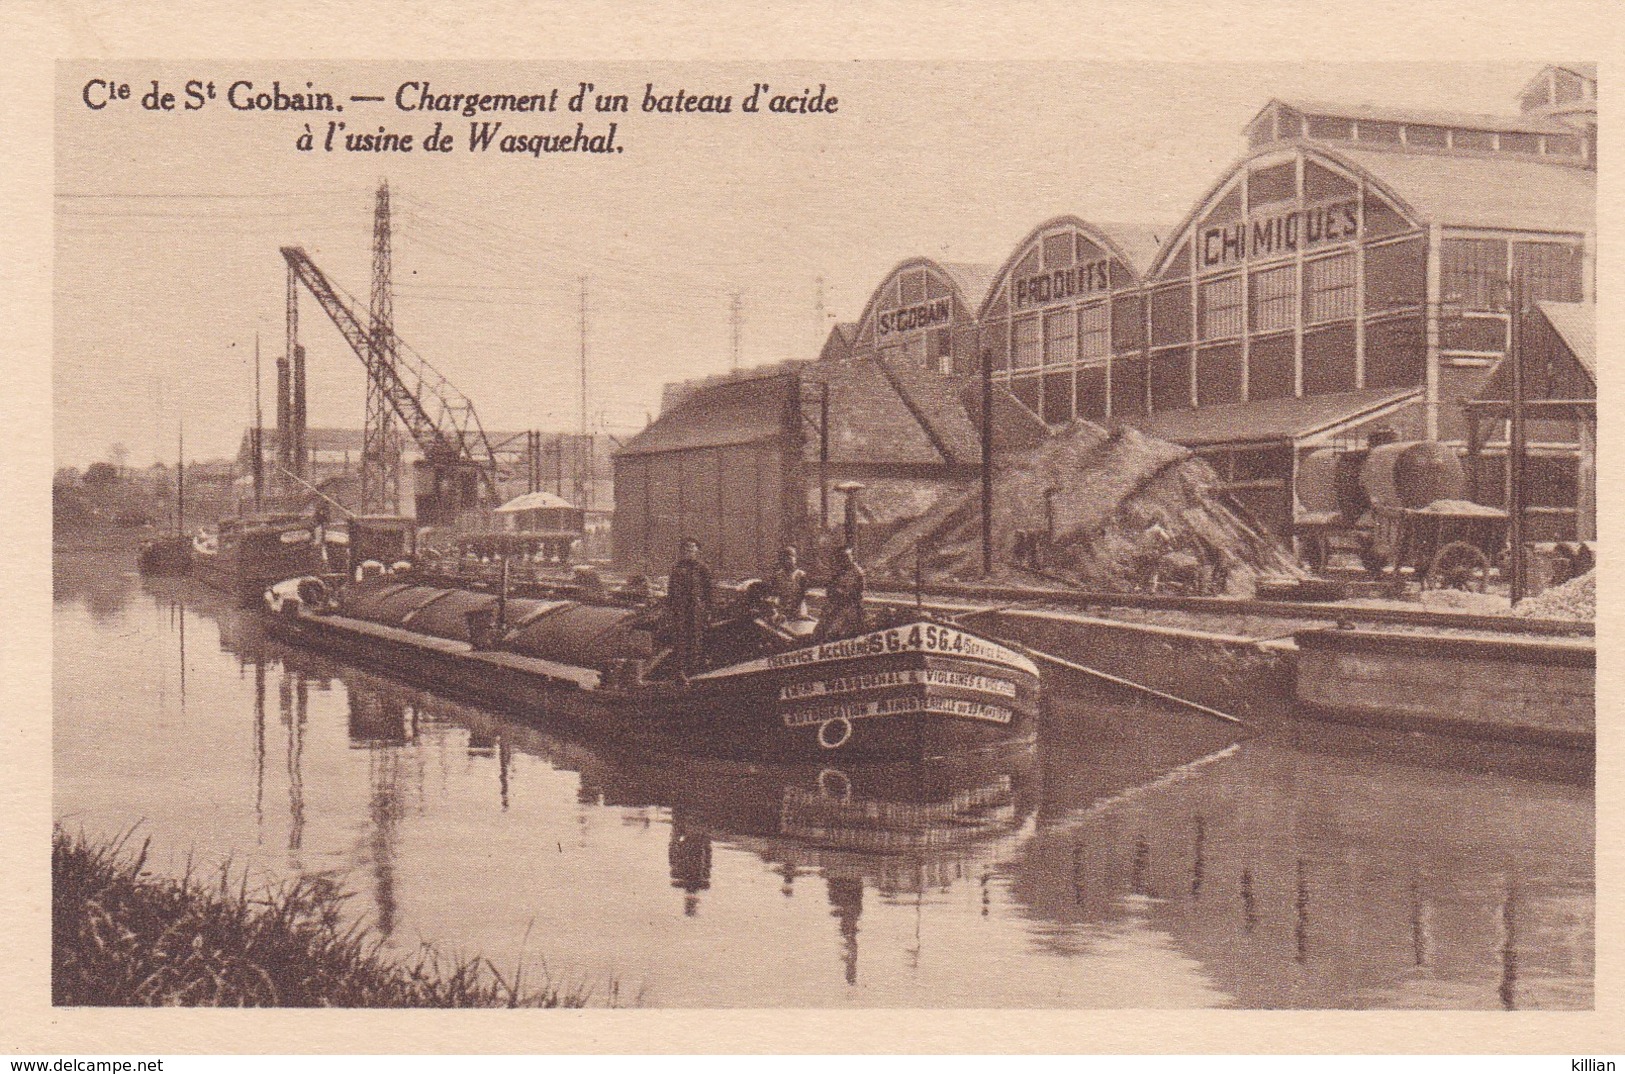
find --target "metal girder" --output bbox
[279,245,499,502]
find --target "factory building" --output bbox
[983,66,1595,537]
[976,216,1161,426]
[842,258,996,377]
[616,64,1597,570]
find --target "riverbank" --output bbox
[52,826,612,1007]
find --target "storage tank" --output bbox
[1360,441,1467,512]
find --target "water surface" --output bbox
[53,550,1594,1008]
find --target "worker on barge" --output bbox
[815,546,866,642]
[667,538,713,678]
[765,546,810,620]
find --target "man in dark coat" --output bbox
[667,538,713,677]
[816,546,866,642]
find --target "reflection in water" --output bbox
[54,548,1595,1009]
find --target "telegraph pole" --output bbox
[730,291,743,370]
[578,278,589,509]
[252,334,264,510]
[981,348,994,576]
[1508,269,1527,604]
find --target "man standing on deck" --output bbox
[816,546,866,642]
[667,538,713,678]
[765,546,809,620]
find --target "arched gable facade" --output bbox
[848,258,990,378]
[977,216,1148,425]
[1138,145,1430,418]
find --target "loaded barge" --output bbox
[264,577,1041,762]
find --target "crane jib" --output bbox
[279,245,499,500]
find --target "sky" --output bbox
[53,60,1552,468]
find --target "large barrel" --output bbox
[1360,441,1467,512]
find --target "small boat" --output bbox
[192,516,327,605]
[262,576,1040,762]
[137,535,192,576]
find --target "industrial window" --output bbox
[1204,185,1243,229]
[1044,232,1074,269]
[899,335,926,368]
[1304,253,1357,324]
[1406,124,1448,148]
[1077,301,1109,359]
[1357,120,1401,144]
[1248,162,1296,211]
[1043,370,1073,425]
[1500,131,1540,154]
[1149,348,1193,412]
[1441,238,1507,310]
[1441,315,1507,353]
[932,328,953,375]
[1112,293,1145,353]
[1302,323,1356,395]
[1365,314,1426,389]
[1012,315,1042,369]
[1364,237,1426,314]
[1077,234,1106,264]
[1196,343,1244,406]
[1248,333,1296,401]
[1043,309,1075,367]
[1111,356,1147,417]
[1249,264,1296,333]
[1199,274,1244,340]
[1544,134,1583,156]
[1514,241,1584,303]
[1109,258,1135,291]
[1150,284,1192,346]
[1075,363,1107,423]
[1306,115,1353,140]
[1163,239,1192,281]
[1453,129,1495,151]
[1277,106,1304,139]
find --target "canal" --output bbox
[53,549,1594,1009]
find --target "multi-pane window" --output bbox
[1043,310,1074,367]
[1441,238,1507,310]
[1250,264,1296,332]
[1199,275,1244,340]
[1077,301,1110,359]
[1514,241,1585,303]
[1304,253,1356,324]
[1012,315,1042,369]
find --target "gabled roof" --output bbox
[1537,301,1595,380]
[1125,386,1423,449]
[977,215,1166,320]
[616,367,796,458]
[1148,142,1594,277]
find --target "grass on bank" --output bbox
[53,825,613,1007]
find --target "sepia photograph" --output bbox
[20,24,1609,1052]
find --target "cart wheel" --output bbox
[1426,541,1492,592]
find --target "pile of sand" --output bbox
[869,421,1302,595]
[1513,569,1595,621]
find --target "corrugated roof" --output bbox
[1333,144,1595,234]
[1276,97,1574,136]
[1126,386,1423,448]
[1537,301,1595,379]
[616,369,794,457]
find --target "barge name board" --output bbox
[781,695,1015,728]
[778,668,1019,702]
[690,623,1039,678]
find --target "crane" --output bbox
[280,245,500,516]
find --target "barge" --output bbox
[263,577,1041,762]
[193,516,327,605]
